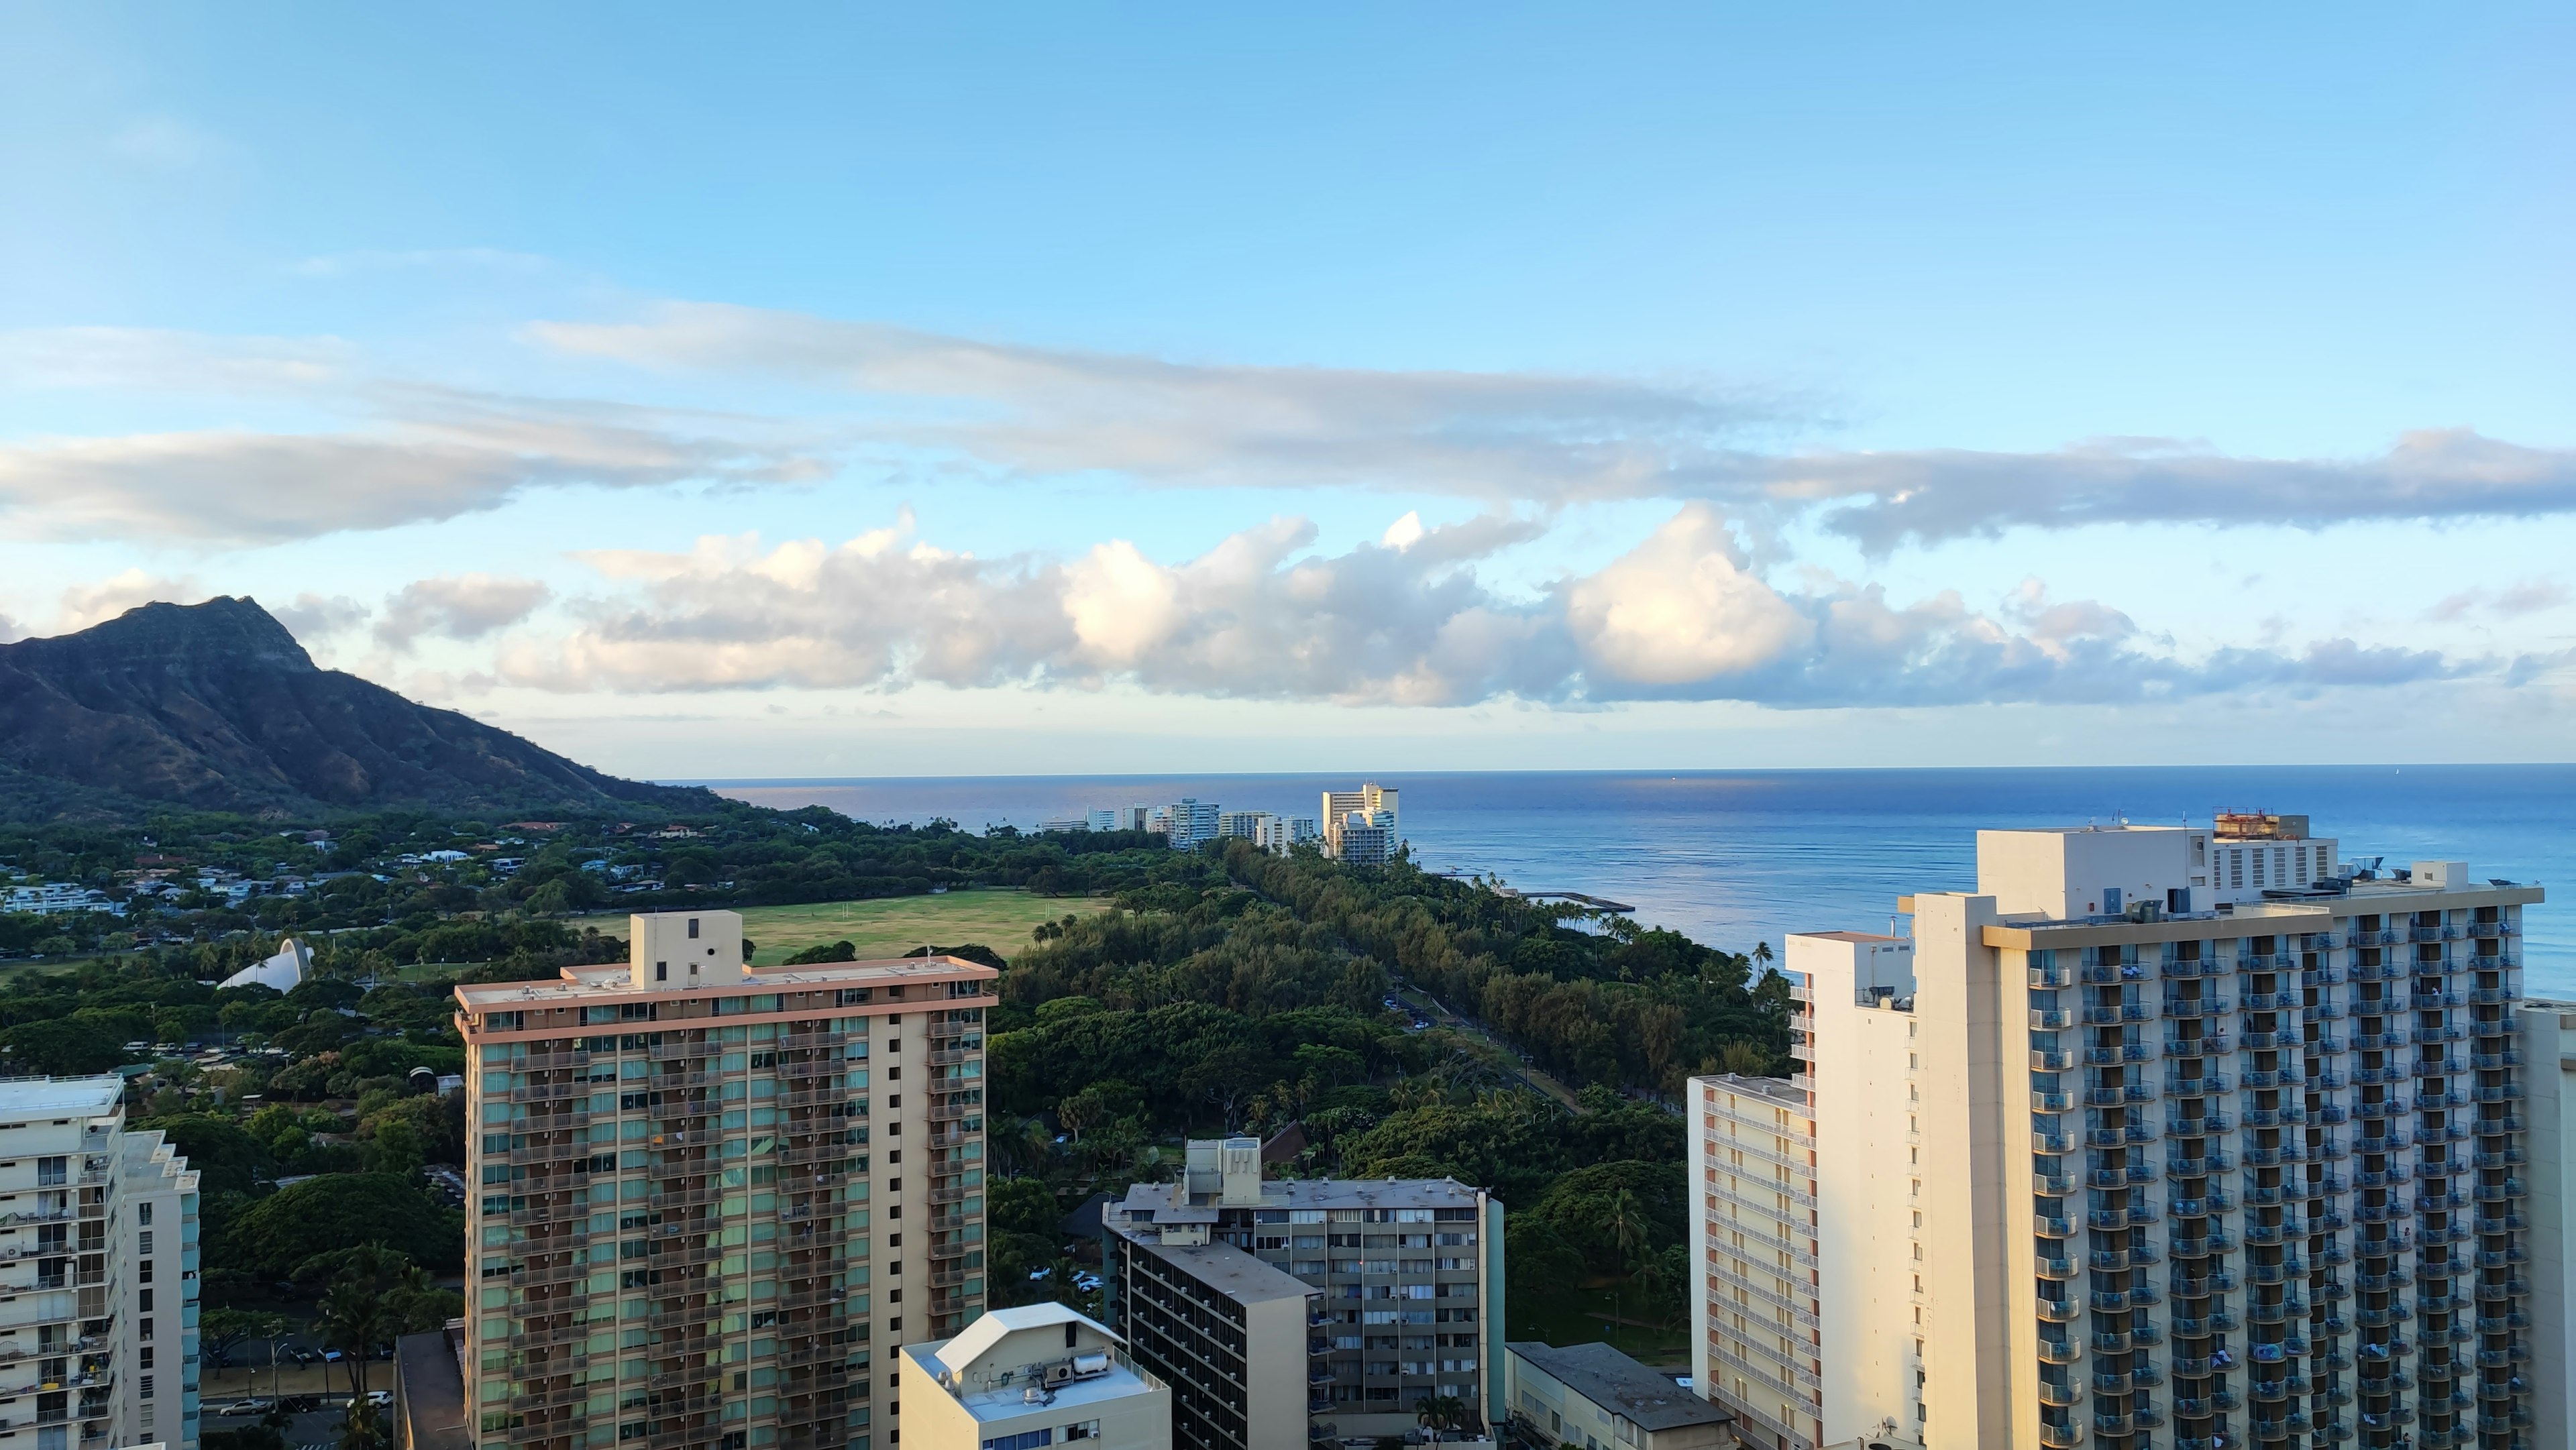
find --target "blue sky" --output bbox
[3,4,2571,777]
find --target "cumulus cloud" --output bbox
[493,507,2475,710]
[377,575,554,649]
[55,569,205,632]
[1564,504,1815,684]
[268,593,372,641]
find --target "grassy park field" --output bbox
[736,889,1108,964]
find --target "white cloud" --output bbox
[1564,504,1815,685]
[13,317,2573,554]
[270,593,372,640]
[530,303,2576,545]
[0,328,830,543]
[529,301,1788,502]
[2427,579,2570,622]
[55,569,205,632]
[377,575,554,649]
[491,507,2474,711]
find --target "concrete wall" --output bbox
[627,908,748,987]
[1909,893,2017,1450]
[1794,934,1919,1449]
[1976,828,2191,920]
[1242,1289,1310,1450]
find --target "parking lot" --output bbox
[204,1392,390,1450]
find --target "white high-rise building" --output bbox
[1691,820,2555,1450]
[0,1076,202,1450]
[1320,785,1399,863]
[1166,800,1221,850]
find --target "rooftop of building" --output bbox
[1794,930,1907,944]
[908,1304,1163,1420]
[1112,1174,1485,1219]
[1986,823,2192,836]
[394,1322,472,1450]
[1506,1342,1731,1432]
[1134,1238,1324,1304]
[1692,1072,1807,1107]
[0,1076,125,1118]
[453,952,996,1008]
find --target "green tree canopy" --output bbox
[217,1174,464,1280]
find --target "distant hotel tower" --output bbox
[1690,816,2563,1450]
[455,911,994,1450]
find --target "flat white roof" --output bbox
[0,1077,124,1117]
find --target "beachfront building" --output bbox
[0,1076,203,1450]
[1503,1341,1731,1450]
[899,1303,1171,1450]
[1320,785,1399,865]
[1692,820,2557,1450]
[1102,1139,1504,1449]
[455,911,996,1450]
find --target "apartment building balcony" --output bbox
[2038,1423,2085,1447]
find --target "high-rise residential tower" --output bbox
[456,911,994,1450]
[1691,821,2557,1450]
[1320,785,1398,865]
[0,1076,202,1450]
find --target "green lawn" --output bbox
[736,890,1107,965]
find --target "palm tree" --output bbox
[317,1245,443,1424]
[1605,1187,1648,1335]
[1415,1394,1467,1444]
[1753,940,1774,971]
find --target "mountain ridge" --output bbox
[0,597,711,822]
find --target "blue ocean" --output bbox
[691,766,2576,997]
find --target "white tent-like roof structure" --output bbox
[219,938,311,992]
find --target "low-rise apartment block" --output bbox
[900,1303,1171,1450]
[1103,1139,1502,1449]
[1694,819,2559,1450]
[0,1076,201,1450]
[1503,1341,1730,1450]
[455,911,996,1450]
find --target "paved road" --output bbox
[1389,987,1585,1111]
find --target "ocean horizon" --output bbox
[685,765,2575,998]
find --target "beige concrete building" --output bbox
[1321,785,1399,865]
[1505,1341,1730,1450]
[900,1303,1171,1450]
[455,910,994,1450]
[1694,819,2554,1450]
[1687,1071,1823,1450]
[0,1076,201,1450]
